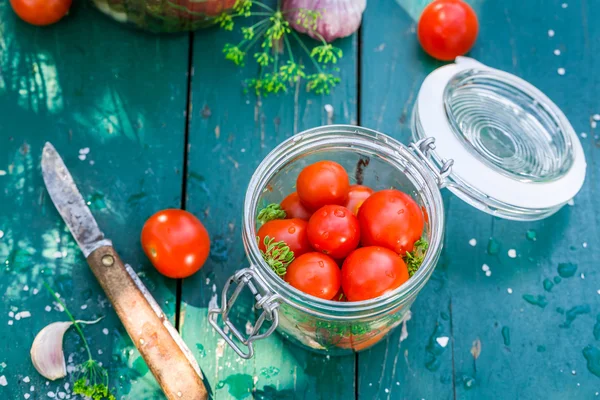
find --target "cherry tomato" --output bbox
[10,0,72,26]
[342,247,409,301]
[307,205,360,259]
[417,0,479,61]
[344,185,374,216]
[141,209,210,279]
[285,252,341,300]
[257,218,312,257]
[296,161,350,210]
[281,192,313,220]
[358,189,424,255]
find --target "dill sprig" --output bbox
[404,239,429,277]
[43,283,116,400]
[259,236,295,275]
[257,203,287,224]
[219,0,342,96]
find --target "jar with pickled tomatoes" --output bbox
[209,57,586,358]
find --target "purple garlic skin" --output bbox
[283,0,367,43]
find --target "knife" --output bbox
[41,142,208,400]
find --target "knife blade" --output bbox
[41,142,208,400]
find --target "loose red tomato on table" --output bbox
[297,161,350,210]
[280,192,313,220]
[307,205,360,259]
[257,218,312,257]
[10,0,72,26]
[141,209,210,279]
[285,252,341,300]
[344,185,374,216]
[341,246,409,301]
[358,189,424,255]
[417,0,479,61]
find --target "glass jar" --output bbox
[92,0,235,32]
[209,57,586,359]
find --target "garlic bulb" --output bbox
[30,318,103,380]
[283,0,367,43]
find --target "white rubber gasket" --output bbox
[416,57,586,210]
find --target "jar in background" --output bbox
[92,0,235,32]
[209,57,586,359]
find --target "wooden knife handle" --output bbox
[86,245,208,400]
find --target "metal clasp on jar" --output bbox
[208,268,281,359]
[410,137,454,188]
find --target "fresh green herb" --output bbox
[43,283,116,400]
[257,203,287,224]
[404,239,429,277]
[259,235,294,275]
[218,0,342,96]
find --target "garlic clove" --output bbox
[30,317,103,381]
[283,0,367,43]
[30,321,72,380]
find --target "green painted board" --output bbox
[0,2,188,398]
[358,2,453,399]
[179,15,358,400]
[360,0,600,399]
[449,0,600,398]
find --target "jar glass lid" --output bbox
[414,57,586,221]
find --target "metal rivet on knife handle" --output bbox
[101,255,114,266]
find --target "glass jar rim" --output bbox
[242,125,445,319]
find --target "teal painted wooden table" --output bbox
[1,0,599,398]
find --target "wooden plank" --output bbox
[357,1,454,399]
[450,0,600,398]
[0,2,189,398]
[180,12,358,399]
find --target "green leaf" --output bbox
[241,26,255,40]
[216,12,234,31]
[233,0,252,16]
[296,9,321,31]
[259,236,295,276]
[404,238,429,277]
[310,44,343,64]
[306,72,340,95]
[223,43,246,66]
[254,51,272,67]
[279,61,306,84]
[257,203,287,224]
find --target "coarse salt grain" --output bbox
[8,321,13,326]
[23,377,30,383]
[436,336,449,347]
[0,376,7,386]
[507,288,513,294]
[102,328,109,335]
[557,68,566,75]
[44,306,51,312]
[554,49,561,56]
[508,249,517,258]
[469,238,477,246]
[548,29,555,37]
